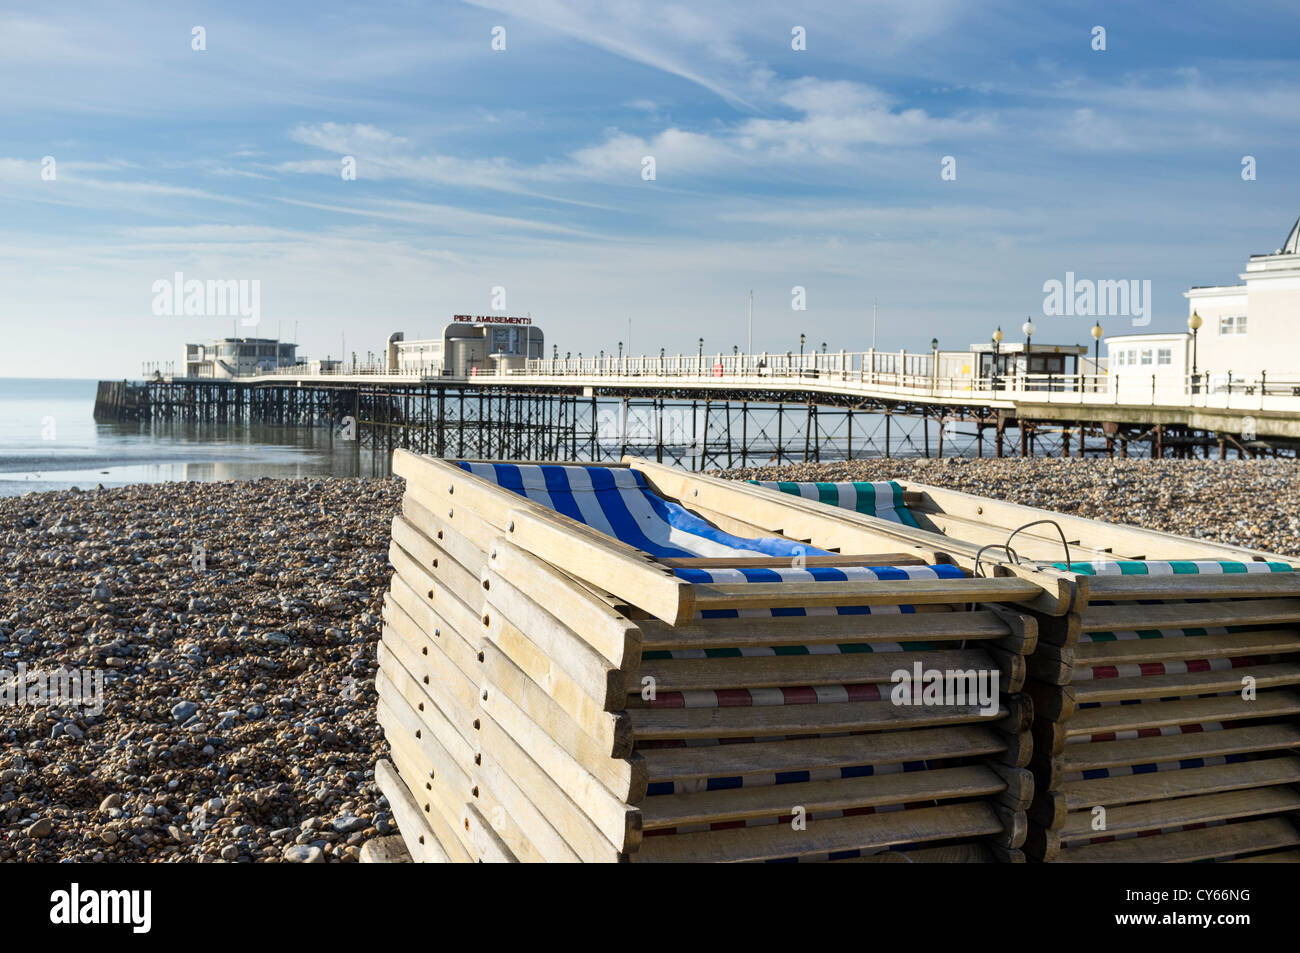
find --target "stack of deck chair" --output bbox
[1021,559,1300,863]
[745,476,1300,863]
[373,452,1041,862]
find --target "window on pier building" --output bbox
[1158,348,1172,365]
[1219,314,1247,335]
[1140,349,1152,366]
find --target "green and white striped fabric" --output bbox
[1051,560,1294,575]
[748,480,921,527]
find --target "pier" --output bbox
[93,348,1300,468]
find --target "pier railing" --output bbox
[203,349,1300,414]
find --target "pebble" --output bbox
[0,477,397,863]
[170,701,199,723]
[282,844,325,863]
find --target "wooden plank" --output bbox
[486,541,642,669]
[484,569,630,706]
[635,609,1013,652]
[629,697,1010,741]
[1065,689,1300,738]
[485,596,626,745]
[1062,755,1300,810]
[639,724,1010,783]
[834,843,1004,863]
[657,553,930,568]
[401,492,489,577]
[386,575,481,685]
[629,801,1003,863]
[1058,816,1300,863]
[1063,723,1300,772]
[381,601,480,733]
[479,641,642,791]
[476,710,625,862]
[374,759,452,864]
[376,641,477,766]
[391,516,482,608]
[638,764,1005,830]
[1075,629,1300,666]
[635,648,1000,694]
[479,670,642,851]
[382,724,475,862]
[1085,572,1300,601]
[1060,786,1300,842]
[462,801,518,863]
[689,577,1044,612]
[376,691,469,798]
[1079,599,1300,633]
[474,744,581,863]
[1227,849,1300,863]
[1071,662,1300,705]
[387,540,487,655]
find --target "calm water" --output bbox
[0,378,383,497]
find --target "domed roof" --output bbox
[1282,215,1300,255]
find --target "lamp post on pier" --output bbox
[1188,310,1202,393]
[1021,318,1036,388]
[991,326,1004,392]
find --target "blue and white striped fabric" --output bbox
[456,462,963,586]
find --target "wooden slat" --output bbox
[474,743,581,863]
[1062,755,1300,810]
[478,669,641,851]
[1071,662,1300,705]
[1075,629,1300,666]
[476,711,625,862]
[479,641,642,794]
[639,764,1005,830]
[374,759,452,864]
[690,577,1044,612]
[391,516,481,608]
[1063,723,1300,772]
[376,644,477,767]
[1060,786,1300,841]
[635,609,1014,652]
[1084,572,1300,601]
[1058,816,1300,863]
[1080,599,1300,633]
[640,724,1009,783]
[484,569,629,707]
[629,801,1003,863]
[382,722,475,862]
[1065,690,1300,738]
[462,801,518,863]
[634,648,1000,694]
[630,697,1009,741]
[486,541,643,669]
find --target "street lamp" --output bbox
[991,326,1004,391]
[553,344,558,360]
[1090,322,1103,389]
[1188,310,1203,393]
[1021,318,1036,384]
[821,342,827,354]
[799,333,806,362]
[618,341,623,359]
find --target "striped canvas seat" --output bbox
[1052,560,1294,575]
[458,463,959,585]
[748,480,921,527]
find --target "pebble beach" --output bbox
[1,458,1296,862]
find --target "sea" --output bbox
[0,378,384,497]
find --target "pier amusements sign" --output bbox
[453,314,532,325]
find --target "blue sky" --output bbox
[2,0,1298,377]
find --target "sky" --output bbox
[1,0,1298,378]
